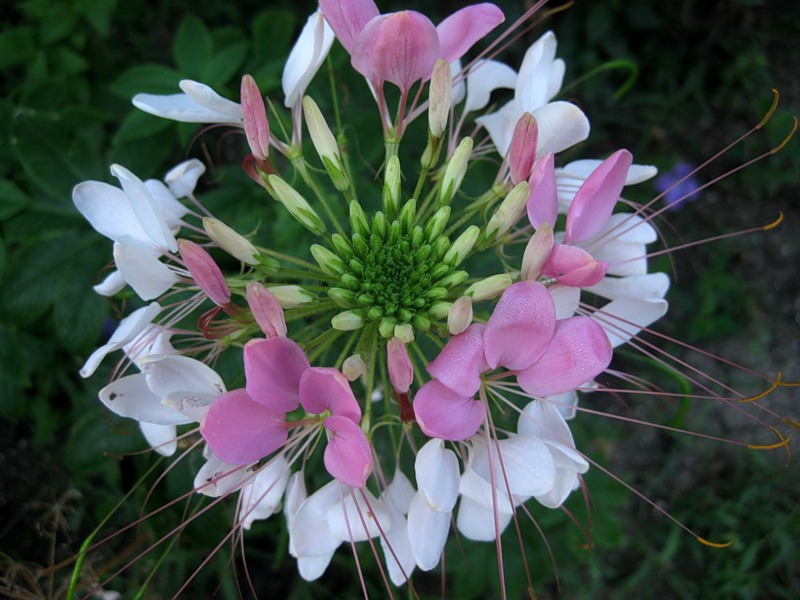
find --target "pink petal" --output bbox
[323,415,372,487]
[244,337,309,412]
[565,149,633,242]
[427,323,488,398]
[246,282,287,337]
[240,75,270,161]
[319,0,379,54]
[299,367,361,423]
[517,316,612,397]
[436,3,505,63]
[414,379,485,441]
[200,389,287,464]
[178,239,230,306]
[387,337,414,393]
[527,152,557,228]
[508,112,538,185]
[352,11,439,90]
[542,243,609,287]
[483,281,556,371]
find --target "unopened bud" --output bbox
[424,206,450,243]
[246,282,286,337]
[387,337,413,393]
[378,316,397,339]
[382,154,402,219]
[508,112,538,184]
[328,287,356,308]
[330,233,354,259]
[464,273,513,302]
[203,217,259,266]
[310,244,345,276]
[479,181,530,249]
[394,323,414,343]
[521,223,554,281]
[241,75,270,161]
[428,301,453,320]
[349,200,370,237]
[428,59,452,138]
[178,239,230,306]
[332,310,364,331]
[267,175,327,236]
[342,354,366,381]
[303,96,350,191]
[443,225,479,266]
[438,137,473,207]
[447,295,473,335]
[436,269,468,289]
[398,199,417,233]
[269,285,315,307]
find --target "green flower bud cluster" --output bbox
[317,198,469,337]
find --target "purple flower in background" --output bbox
[655,161,701,210]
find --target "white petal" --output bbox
[471,435,555,497]
[179,80,243,121]
[516,31,557,111]
[113,239,178,301]
[284,472,307,525]
[111,164,177,253]
[464,59,517,114]
[547,58,565,100]
[194,453,250,497]
[379,499,416,586]
[99,373,191,425]
[144,179,188,231]
[475,100,516,156]
[414,439,459,512]
[164,159,206,199]
[93,270,127,296]
[327,487,389,543]
[594,240,648,276]
[590,297,668,348]
[73,181,152,246]
[141,354,225,404]
[239,456,291,527]
[139,421,177,456]
[456,494,513,542]
[517,400,574,447]
[534,444,585,508]
[290,480,344,558]
[79,303,161,377]
[123,325,176,366]
[406,491,450,571]
[532,101,590,157]
[297,553,335,581]
[133,92,240,124]
[597,213,657,244]
[450,59,465,106]
[544,390,579,420]
[383,470,416,515]
[283,11,335,108]
[457,468,514,514]
[587,273,671,301]
[549,284,581,319]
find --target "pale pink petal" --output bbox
[319,0,379,53]
[427,323,488,397]
[178,239,230,306]
[527,152,557,227]
[517,316,612,397]
[240,75,270,161]
[200,388,287,464]
[435,3,505,63]
[300,368,361,423]
[565,149,633,242]
[508,112,538,185]
[413,379,485,441]
[324,415,372,488]
[246,282,287,337]
[352,12,439,90]
[244,337,309,412]
[387,337,414,393]
[484,281,556,371]
[542,243,609,287]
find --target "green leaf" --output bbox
[252,9,296,67]
[75,0,118,36]
[201,42,248,88]
[0,233,5,282]
[0,181,32,220]
[174,15,213,79]
[113,109,172,144]
[111,64,183,98]
[0,27,37,69]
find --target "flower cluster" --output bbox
[72,0,792,593]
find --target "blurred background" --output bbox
[1,0,798,598]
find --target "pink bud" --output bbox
[387,337,414,394]
[246,282,287,338]
[542,243,609,287]
[178,239,230,306]
[527,152,557,228]
[241,75,270,161]
[521,223,554,281]
[508,112,538,184]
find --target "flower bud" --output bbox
[303,96,350,191]
[328,287,356,308]
[387,337,413,394]
[394,323,415,343]
[447,295,473,335]
[438,136,473,207]
[310,244,345,276]
[269,285,315,307]
[424,206,451,243]
[241,75,270,161]
[202,217,259,266]
[508,112,538,185]
[378,316,397,339]
[521,223,554,281]
[398,199,417,233]
[342,354,366,381]
[246,282,287,337]
[267,175,327,236]
[428,301,453,320]
[464,273,513,302]
[428,59,452,138]
[349,200,370,238]
[382,154,402,219]
[443,225,479,266]
[436,270,468,289]
[330,233,354,259]
[178,239,230,306]
[479,181,530,249]
[332,310,364,331]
